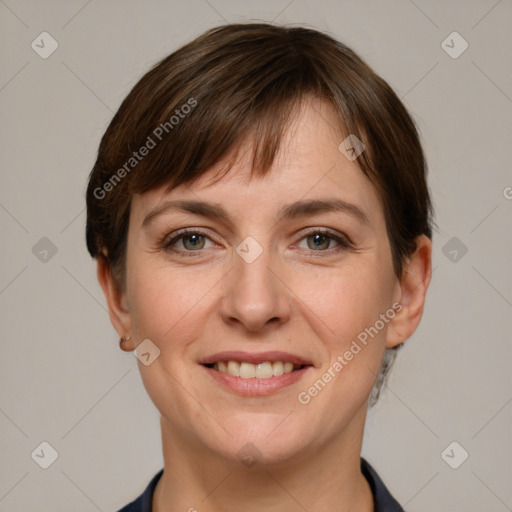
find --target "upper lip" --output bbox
[199,351,313,366]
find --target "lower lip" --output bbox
[202,365,311,396]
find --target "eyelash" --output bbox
[161,228,353,257]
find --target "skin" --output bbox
[98,97,432,511]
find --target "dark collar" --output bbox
[117,458,404,511]
[360,457,405,511]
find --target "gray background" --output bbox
[1,0,511,510]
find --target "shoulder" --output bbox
[360,458,405,512]
[114,469,163,512]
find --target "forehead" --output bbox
[131,97,384,230]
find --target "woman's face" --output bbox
[121,98,406,464]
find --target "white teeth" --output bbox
[239,362,256,378]
[227,361,240,377]
[213,360,302,379]
[255,362,273,378]
[272,361,284,377]
[283,362,293,374]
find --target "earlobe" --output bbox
[385,235,432,348]
[96,254,134,350]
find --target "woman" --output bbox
[86,22,433,512]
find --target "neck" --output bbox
[153,405,374,512]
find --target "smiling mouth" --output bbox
[204,361,306,379]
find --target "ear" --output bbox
[96,254,134,351]
[386,235,432,348]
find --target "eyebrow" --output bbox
[142,198,370,227]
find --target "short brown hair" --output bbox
[86,22,434,404]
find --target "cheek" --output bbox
[292,261,393,390]
[293,261,393,342]
[295,271,391,405]
[126,258,217,343]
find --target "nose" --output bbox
[219,245,291,333]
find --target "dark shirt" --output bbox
[116,457,404,511]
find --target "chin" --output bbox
[201,414,314,467]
